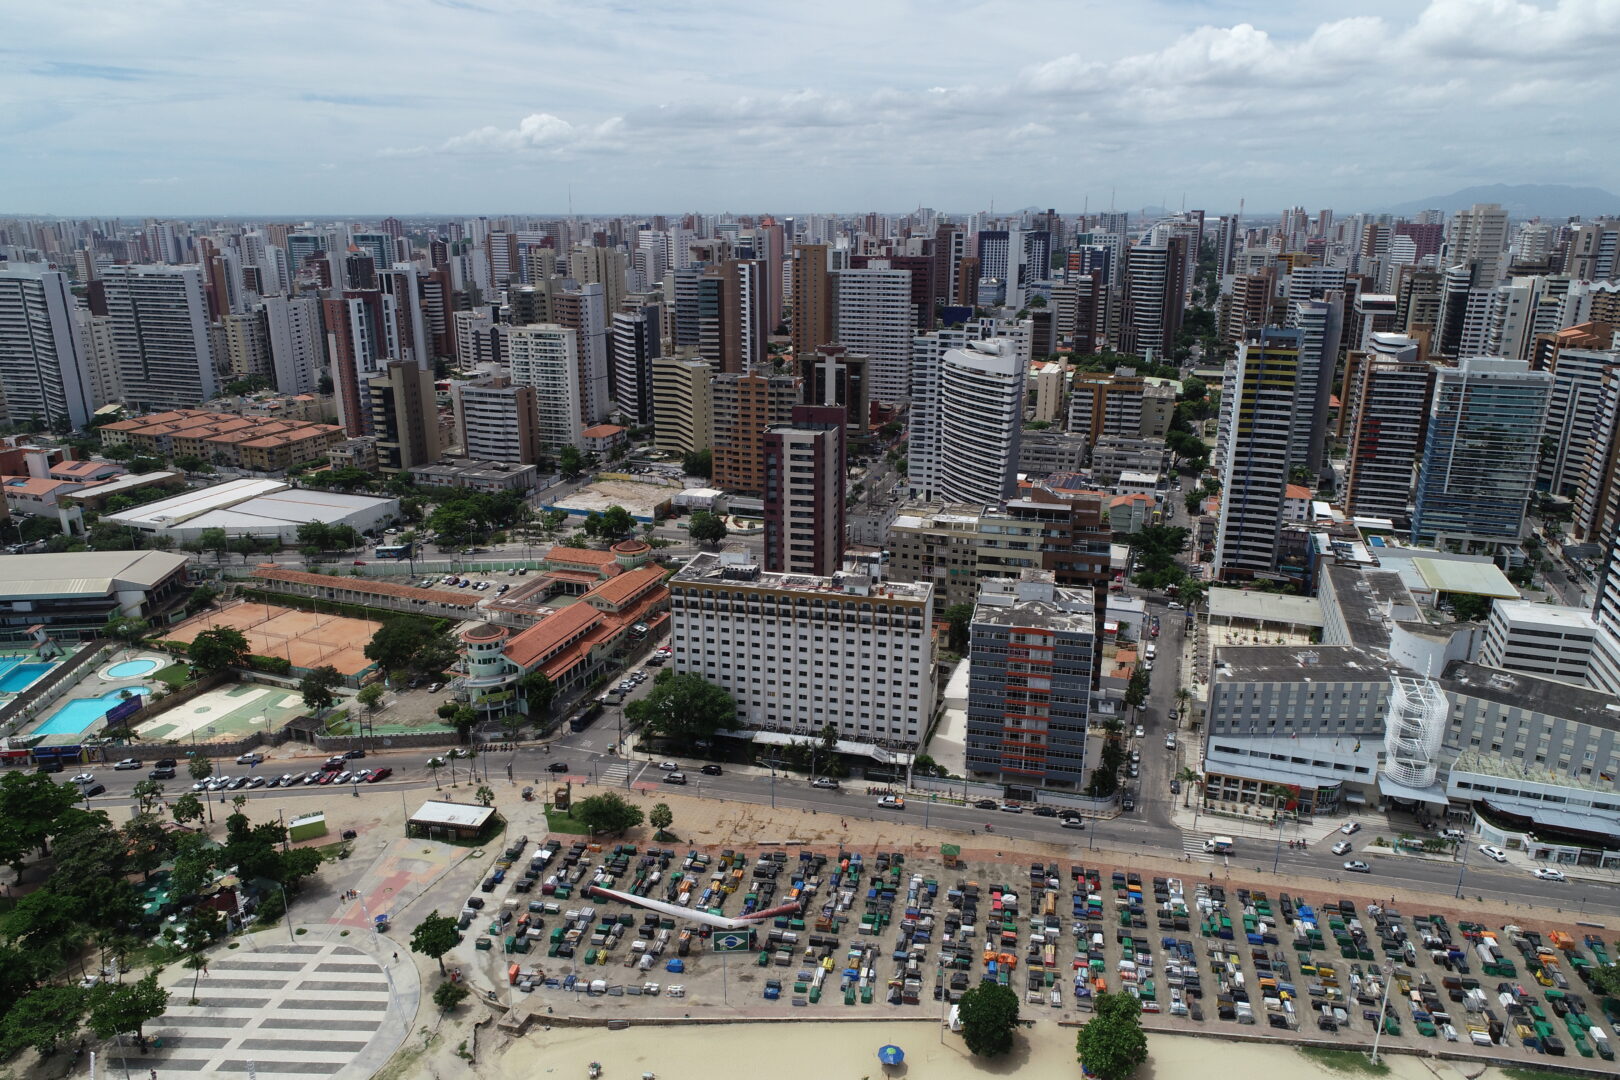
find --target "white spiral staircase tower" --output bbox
[1383,675,1448,788]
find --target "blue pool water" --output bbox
[34,687,152,736]
[0,657,55,693]
[107,658,160,678]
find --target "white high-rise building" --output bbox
[102,264,218,412]
[1286,295,1344,475]
[1447,203,1511,286]
[508,324,582,451]
[668,551,936,751]
[261,295,323,395]
[912,338,1025,505]
[834,267,913,404]
[73,307,122,411]
[0,264,94,430]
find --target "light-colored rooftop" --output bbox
[0,550,188,598]
[671,551,932,602]
[1206,588,1324,627]
[59,471,178,503]
[1489,599,1597,631]
[105,479,395,531]
[408,800,496,829]
[1411,557,1519,599]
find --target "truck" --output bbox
[1204,836,1235,854]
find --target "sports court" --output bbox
[134,683,305,742]
[164,601,380,676]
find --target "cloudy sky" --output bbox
[5,0,1616,216]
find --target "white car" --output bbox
[1478,844,1508,863]
[1339,821,1361,835]
[113,758,142,771]
[657,761,680,771]
[1343,860,1371,874]
[1331,840,1353,855]
[811,778,840,789]
[1133,724,1145,738]
[1532,867,1566,882]
[70,772,96,785]
[877,795,906,809]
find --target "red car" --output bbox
[317,771,339,784]
[366,767,392,783]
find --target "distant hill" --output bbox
[1386,183,1620,219]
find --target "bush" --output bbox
[247,654,292,675]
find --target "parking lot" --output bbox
[443,835,1620,1069]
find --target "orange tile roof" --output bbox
[546,546,619,567]
[580,424,626,438]
[586,564,667,608]
[51,460,117,477]
[504,603,602,669]
[252,566,472,605]
[1285,484,1313,500]
[2,475,91,495]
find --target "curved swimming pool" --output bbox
[107,658,161,679]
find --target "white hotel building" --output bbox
[667,551,935,760]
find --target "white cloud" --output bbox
[443,112,624,154]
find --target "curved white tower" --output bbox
[1383,675,1448,788]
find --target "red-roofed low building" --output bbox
[49,460,126,483]
[1,475,101,514]
[579,424,627,457]
[1283,484,1313,522]
[451,563,670,714]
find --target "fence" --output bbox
[909,775,1120,817]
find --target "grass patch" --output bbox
[1298,1048,1389,1075]
[544,806,592,835]
[153,663,191,688]
[125,941,184,969]
[295,927,307,935]
[1496,1070,1548,1080]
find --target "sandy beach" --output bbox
[479,1019,1456,1080]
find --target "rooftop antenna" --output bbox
[1109,187,1116,212]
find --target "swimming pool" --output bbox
[33,687,152,736]
[107,658,161,679]
[0,657,55,693]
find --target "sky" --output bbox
[4,0,1619,217]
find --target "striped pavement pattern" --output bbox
[143,940,391,1076]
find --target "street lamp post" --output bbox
[1369,962,1395,1066]
[1454,839,1469,899]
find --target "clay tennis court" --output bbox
[165,601,380,675]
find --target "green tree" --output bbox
[198,527,230,560]
[130,779,164,816]
[0,983,87,1056]
[356,682,386,714]
[599,504,635,539]
[687,511,727,546]
[1176,766,1201,808]
[474,785,495,807]
[572,792,644,836]
[86,968,169,1041]
[1448,593,1492,622]
[433,980,471,1012]
[0,770,84,858]
[1123,665,1150,710]
[943,602,975,653]
[1592,963,1620,999]
[188,626,250,675]
[649,802,674,839]
[171,791,205,827]
[363,618,437,678]
[103,614,151,644]
[185,585,219,614]
[519,669,556,719]
[558,444,586,478]
[299,665,344,714]
[957,981,1021,1057]
[624,671,735,748]
[1075,992,1149,1080]
[681,448,712,478]
[410,910,461,974]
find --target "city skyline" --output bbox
[9,0,1619,215]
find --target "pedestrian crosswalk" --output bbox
[598,762,632,786]
[143,939,396,1077]
[1181,833,1215,863]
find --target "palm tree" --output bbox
[427,757,443,791]
[1264,783,1294,818]
[1175,767,1201,808]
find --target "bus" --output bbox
[374,542,414,560]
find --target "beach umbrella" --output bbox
[877,1045,905,1066]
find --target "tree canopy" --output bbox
[299,665,344,714]
[957,981,1020,1057]
[687,511,727,546]
[1075,992,1149,1080]
[188,626,250,675]
[411,910,460,974]
[572,792,645,836]
[625,671,734,748]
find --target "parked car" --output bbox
[999,802,1023,813]
[246,776,266,789]
[1133,724,1145,738]
[1343,860,1371,874]
[303,772,322,785]
[1340,821,1361,835]
[1531,867,1566,881]
[148,767,176,780]
[1032,806,1057,818]
[1169,779,1181,795]
[1478,844,1508,863]
[113,758,142,771]
[154,758,177,768]
[227,776,249,790]
[368,767,392,782]
[974,799,998,810]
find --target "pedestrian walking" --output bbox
[392,951,398,963]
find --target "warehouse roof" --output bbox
[0,550,188,599]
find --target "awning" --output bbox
[1378,773,1449,806]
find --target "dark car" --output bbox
[700,764,723,775]
[465,896,486,910]
[1121,794,1135,811]
[81,783,107,798]
[227,776,249,790]
[154,758,177,769]
[344,748,366,759]
[35,760,62,774]
[974,799,998,810]
[367,767,392,782]
[148,767,176,780]
[546,761,569,773]
[1032,806,1057,817]
[662,772,688,785]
